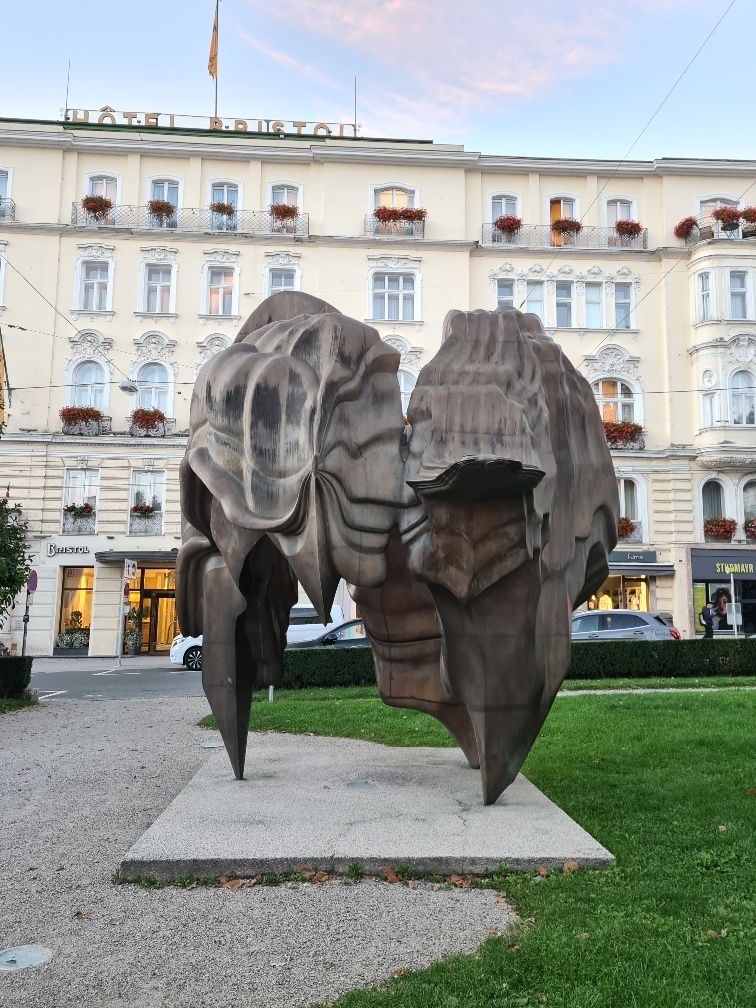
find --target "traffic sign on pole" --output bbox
[27,570,38,594]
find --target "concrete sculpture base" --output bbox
[120,735,614,881]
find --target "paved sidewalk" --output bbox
[30,655,175,674]
[0,698,513,1008]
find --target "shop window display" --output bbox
[586,574,649,611]
[56,567,94,650]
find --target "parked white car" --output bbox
[169,603,344,671]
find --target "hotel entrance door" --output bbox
[147,592,177,654]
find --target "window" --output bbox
[145,266,172,313]
[58,567,94,638]
[571,613,600,633]
[88,175,117,201]
[744,480,756,520]
[130,470,165,519]
[491,194,517,219]
[702,391,721,428]
[150,179,178,228]
[550,197,577,246]
[271,184,300,207]
[606,199,632,224]
[207,267,234,315]
[585,282,603,328]
[729,272,748,320]
[372,273,414,321]
[702,480,724,519]
[210,183,238,230]
[72,361,106,409]
[555,282,573,328]
[697,272,714,322]
[614,283,632,329]
[0,170,10,218]
[398,369,417,413]
[136,362,169,412]
[604,612,646,631]
[525,281,544,320]
[730,370,756,425]
[374,186,414,209]
[617,478,638,519]
[592,379,635,422]
[497,280,515,308]
[330,622,367,642]
[63,468,99,510]
[269,269,296,295]
[80,262,110,311]
[701,197,738,227]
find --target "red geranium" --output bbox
[740,206,756,224]
[147,199,175,219]
[674,216,699,240]
[493,214,522,234]
[130,407,166,431]
[614,219,643,238]
[209,201,235,216]
[269,203,299,220]
[552,217,582,233]
[703,517,737,540]
[617,516,636,538]
[80,194,113,221]
[59,405,104,426]
[131,503,156,516]
[744,517,756,539]
[712,206,741,226]
[373,206,427,223]
[603,420,644,448]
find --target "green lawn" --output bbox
[0,695,38,714]
[204,687,756,1008]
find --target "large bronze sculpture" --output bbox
[178,293,618,804]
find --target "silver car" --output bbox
[571,609,681,641]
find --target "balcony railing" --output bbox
[71,204,309,237]
[129,510,163,535]
[365,216,425,239]
[617,520,644,544]
[0,198,16,222]
[481,224,648,250]
[681,215,756,247]
[62,510,97,535]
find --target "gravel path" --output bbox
[0,699,513,1008]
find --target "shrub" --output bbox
[674,216,698,240]
[0,656,33,698]
[281,647,376,689]
[567,638,756,679]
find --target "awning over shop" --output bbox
[94,550,179,567]
[691,547,756,581]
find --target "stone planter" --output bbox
[128,418,175,437]
[52,647,89,657]
[61,417,111,436]
[704,535,734,544]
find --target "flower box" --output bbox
[129,408,171,437]
[209,201,235,216]
[617,516,636,539]
[373,206,428,223]
[80,194,113,222]
[59,405,106,436]
[712,206,741,230]
[551,217,582,234]
[673,216,698,241]
[603,420,644,449]
[703,517,737,542]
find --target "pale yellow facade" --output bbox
[2,115,756,653]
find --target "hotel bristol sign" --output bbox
[65,108,358,138]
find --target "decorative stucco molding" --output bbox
[131,330,178,378]
[65,329,114,376]
[580,344,643,386]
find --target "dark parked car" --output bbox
[287,619,370,649]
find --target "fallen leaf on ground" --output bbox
[575,932,590,940]
[311,871,329,884]
[706,929,718,938]
[493,893,508,903]
[299,866,316,878]
[219,876,244,891]
[717,825,727,832]
[27,866,38,871]
[391,968,406,978]
[747,788,756,796]
[537,867,549,878]
[380,866,401,883]
[507,945,520,952]
[449,873,471,887]
[486,928,498,935]
[73,910,88,919]
[563,860,579,873]
[406,880,416,889]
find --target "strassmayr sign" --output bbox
[65,107,358,138]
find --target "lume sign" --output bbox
[64,107,358,138]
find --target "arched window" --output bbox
[702,480,724,519]
[374,185,415,209]
[136,362,169,412]
[398,369,417,413]
[606,198,634,224]
[72,361,106,409]
[592,379,635,422]
[743,480,756,520]
[271,183,301,207]
[617,478,638,519]
[88,174,117,201]
[491,193,518,219]
[730,371,756,425]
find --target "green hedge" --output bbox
[0,656,33,698]
[275,640,756,690]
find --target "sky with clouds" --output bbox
[4,0,755,160]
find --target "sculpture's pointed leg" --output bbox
[201,559,252,779]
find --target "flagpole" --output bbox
[214,0,219,118]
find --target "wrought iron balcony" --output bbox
[70,204,309,237]
[0,198,16,222]
[481,224,648,250]
[365,216,425,239]
[128,510,163,535]
[617,519,644,544]
[62,510,97,535]
[680,215,756,246]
